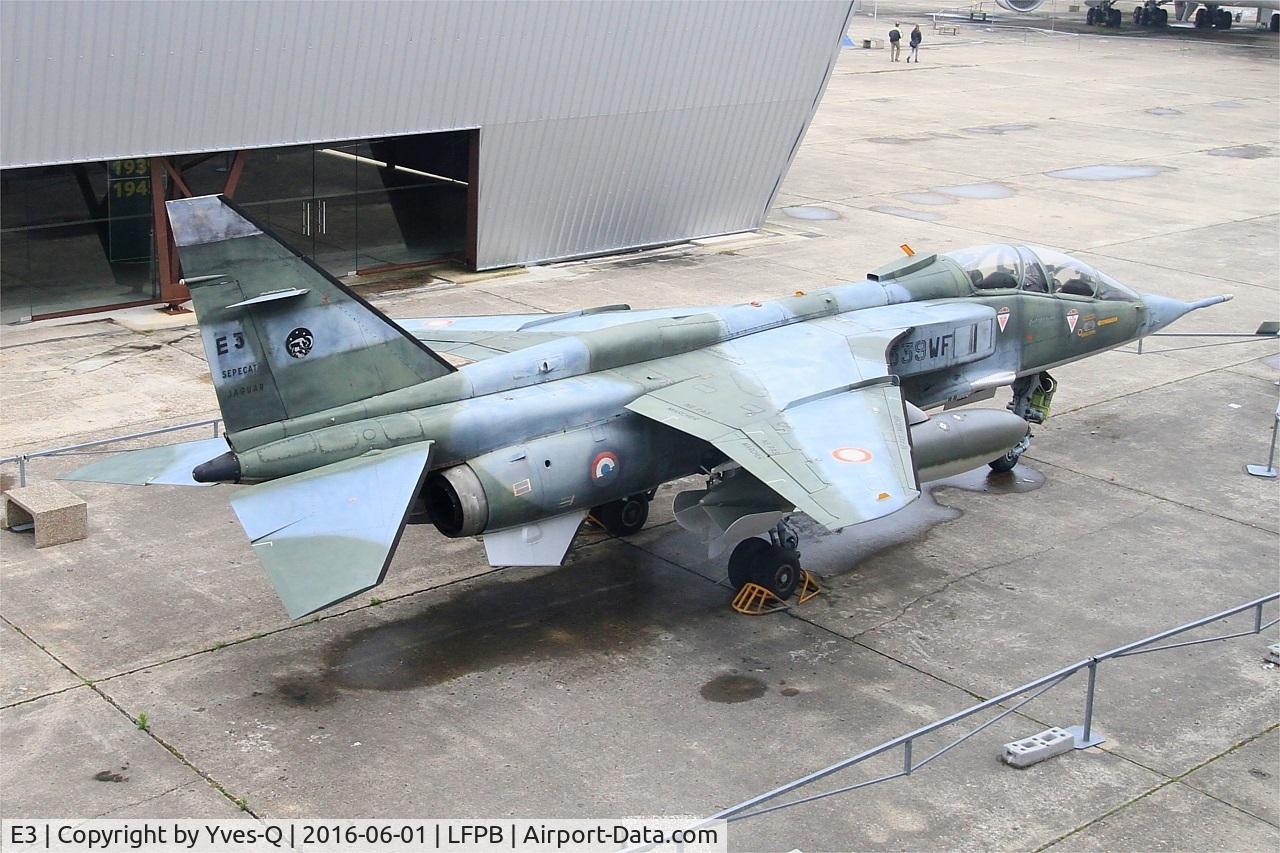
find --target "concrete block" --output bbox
[2,482,88,548]
[1266,642,1280,666]
[1002,727,1076,769]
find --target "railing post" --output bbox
[18,455,27,488]
[1069,659,1105,749]
[903,739,912,775]
[1255,602,1264,634]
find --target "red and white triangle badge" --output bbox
[997,306,1011,333]
[1066,308,1079,333]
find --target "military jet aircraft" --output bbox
[65,197,1230,618]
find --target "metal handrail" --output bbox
[705,592,1278,825]
[0,418,222,487]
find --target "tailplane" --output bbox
[167,195,455,433]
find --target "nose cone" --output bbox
[1139,293,1232,335]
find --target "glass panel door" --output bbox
[232,144,315,262]
[312,144,359,277]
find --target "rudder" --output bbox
[167,195,454,433]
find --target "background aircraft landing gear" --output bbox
[590,491,652,536]
[1132,3,1169,26]
[1087,3,1124,26]
[1195,7,1233,27]
[728,520,802,599]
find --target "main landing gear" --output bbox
[1130,1,1170,27]
[993,371,1057,472]
[728,519,803,599]
[589,491,653,536]
[1194,6,1236,27]
[1086,1,1124,27]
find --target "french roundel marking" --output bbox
[832,447,873,464]
[591,451,619,482]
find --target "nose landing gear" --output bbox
[993,371,1055,471]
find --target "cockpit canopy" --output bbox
[943,244,1139,302]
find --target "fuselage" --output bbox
[219,248,1151,506]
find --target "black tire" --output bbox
[1271,12,1278,32]
[989,449,1021,473]
[1154,7,1168,25]
[728,537,772,590]
[1087,7,1097,23]
[1132,5,1141,22]
[752,548,803,600]
[1108,8,1122,26]
[591,495,649,536]
[1194,7,1208,26]
[1137,7,1148,24]
[1217,9,1232,28]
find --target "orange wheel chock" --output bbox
[731,571,822,615]
[731,583,787,615]
[796,569,822,603]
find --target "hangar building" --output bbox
[0,0,853,323]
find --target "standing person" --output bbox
[908,25,922,62]
[888,24,901,62]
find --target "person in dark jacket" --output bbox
[908,25,922,62]
[888,24,901,61]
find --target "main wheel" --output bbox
[1137,7,1149,24]
[989,449,1022,473]
[1108,8,1123,26]
[752,548,803,599]
[1271,12,1278,32]
[728,537,772,590]
[1132,5,1142,22]
[591,495,649,536]
[1194,7,1209,25]
[1153,7,1168,25]
[1216,9,1232,27]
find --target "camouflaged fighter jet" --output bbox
[65,196,1231,618]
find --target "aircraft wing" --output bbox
[625,323,920,531]
[228,441,433,618]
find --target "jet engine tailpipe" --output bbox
[424,464,489,537]
[910,409,1030,482]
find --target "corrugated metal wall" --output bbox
[1,0,852,267]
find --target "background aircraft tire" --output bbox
[1271,12,1278,32]
[728,537,772,589]
[591,495,649,536]
[989,449,1022,473]
[752,548,803,600]
[1195,7,1209,25]
[1108,8,1123,26]
[1131,6,1141,22]
[1154,8,1168,25]
[1087,7,1098,23]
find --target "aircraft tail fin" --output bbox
[167,195,455,434]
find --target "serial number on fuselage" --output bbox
[889,333,954,366]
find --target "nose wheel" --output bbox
[727,520,803,599]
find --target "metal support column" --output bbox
[1245,402,1279,478]
[1068,660,1105,748]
